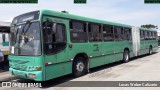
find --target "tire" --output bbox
[149,47,153,55]
[123,50,130,63]
[72,57,87,77]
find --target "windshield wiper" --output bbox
[21,21,32,35]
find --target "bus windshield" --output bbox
[10,22,41,56]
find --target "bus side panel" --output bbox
[88,43,105,68]
[114,41,129,62]
[102,42,115,64]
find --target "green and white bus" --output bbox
[9,10,158,81]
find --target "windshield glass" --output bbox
[10,22,41,56]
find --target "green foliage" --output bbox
[141,24,158,29]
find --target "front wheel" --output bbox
[72,57,87,77]
[123,50,130,63]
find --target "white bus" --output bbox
[0,21,10,70]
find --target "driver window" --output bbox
[55,24,65,42]
[43,22,66,54]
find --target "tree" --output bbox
[141,24,158,29]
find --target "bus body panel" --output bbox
[9,55,44,81]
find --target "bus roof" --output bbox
[40,9,132,28]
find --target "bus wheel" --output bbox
[72,57,87,77]
[149,47,153,55]
[123,50,129,63]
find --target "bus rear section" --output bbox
[131,27,158,57]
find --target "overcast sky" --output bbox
[0,0,160,28]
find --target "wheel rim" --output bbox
[125,52,129,61]
[76,61,84,72]
[150,48,152,54]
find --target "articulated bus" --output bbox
[9,10,158,81]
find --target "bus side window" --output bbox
[70,21,87,43]
[154,32,157,40]
[43,21,66,54]
[124,28,131,41]
[103,25,114,41]
[56,24,66,42]
[144,31,148,40]
[114,27,123,41]
[140,30,143,40]
[148,31,150,40]
[88,24,102,42]
[149,31,152,40]
[151,32,154,39]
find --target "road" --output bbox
[0,49,160,90]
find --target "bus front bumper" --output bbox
[9,68,43,81]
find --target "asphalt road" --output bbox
[0,49,160,90]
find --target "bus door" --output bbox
[42,16,70,80]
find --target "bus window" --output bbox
[147,31,150,40]
[149,31,152,40]
[151,32,154,39]
[70,21,87,43]
[103,25,114,41]
[144,31,148,40]
[43,22,66,54]
[88,24,102,42]
[114,27,123,41]
[124,28,131,40]
[154,32,157,39]
[140,30,145,40]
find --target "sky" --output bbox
[0,0,160,29]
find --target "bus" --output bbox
[9,10,158,81]
[0,22,10,70]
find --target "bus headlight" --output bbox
[36,66,42,71]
